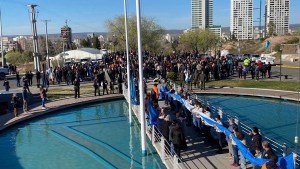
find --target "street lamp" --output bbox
[280,45,283,81]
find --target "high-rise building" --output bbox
[230,0,253,40]
[191,0,221,37]
[191,0,213,29]
[265,0,289,36]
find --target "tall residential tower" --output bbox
[230,0,253,40]
[191,0,221,36]
[265,0,289,36]
[191,0,213,29]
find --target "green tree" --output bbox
[178,29,200,51]
[80,38,91,48]
[92,37,100,49]
[106,15,164,52]
[6,51,33,65]
[268,21,276,37]
[178,29,220,53]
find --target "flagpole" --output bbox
[0,9,4,67]
[136,0,147,156]
[124,0,132,125]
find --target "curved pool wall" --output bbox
[197,94,300,151]
[0,100,166,169]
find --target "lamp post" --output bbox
[42,20,50,68]
[280,45,283,81]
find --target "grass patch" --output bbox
[206,80,299,91]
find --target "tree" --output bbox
[268,21,276,37]
[178,30,200,51]
[80,38,91,48]
[92,37,100,49]
[178,29,220,53]
[106,15,164,52]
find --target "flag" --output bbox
[148,100,159,126]
[264,41,271,49]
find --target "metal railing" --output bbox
[122,84,188,169]
[188,91,300,167]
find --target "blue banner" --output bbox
[130,75,139,105]
[160,86,295,168]
[148,99,159,126]
[264,41,271,49]
[159,86,167,100]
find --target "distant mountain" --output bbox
[5,23,299,40]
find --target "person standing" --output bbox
[16,72,21,87]
[266,62,272,78]
[22,87,28,112]
[11,93,19,117]
[3,78,10,91]
[262,141,275,160]
[93,77,100,96]
[74,78,80,99]
[199,71,206,90]
[226,118,238,159]
[103,78,109,95]
[23,76,30,93]
[29,71,33,86]
[117,74,123,94]
[238,134,247,169]
[170,122,184,157]
[248,126,262,155]
[36,70,41,87]
[40,87,47,109]
[214,115,224,154]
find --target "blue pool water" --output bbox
[200,94,300,150]
[0,100,166,169]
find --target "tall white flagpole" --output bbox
[0,9,4,67]
[124,0,132,125]
[136,0,146,156]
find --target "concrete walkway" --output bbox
[0,93,123,131]
[193,86,300,101]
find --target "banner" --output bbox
[130,75,139,105]
[147,99,159,126]
[264,41,271,49]
[161,86,295,168]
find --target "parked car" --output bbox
[0,67,9,79]
[256,56,275,64]
[251,54,260,62]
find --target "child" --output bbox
[254,147,263,169]
[238,133,247,169]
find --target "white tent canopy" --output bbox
[52,48,104,61]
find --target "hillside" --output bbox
[223,35,300,57]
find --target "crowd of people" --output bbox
[144,81,280,169]
[2,51,281,168]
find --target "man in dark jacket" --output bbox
[262,141,275,159]
[248,126,262,155]
[74,79,80,99]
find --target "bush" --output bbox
[6,51,34,65]
[166,72,177,81]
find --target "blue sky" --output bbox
[0,0,299,35]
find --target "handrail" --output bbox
[187,91,300,167]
